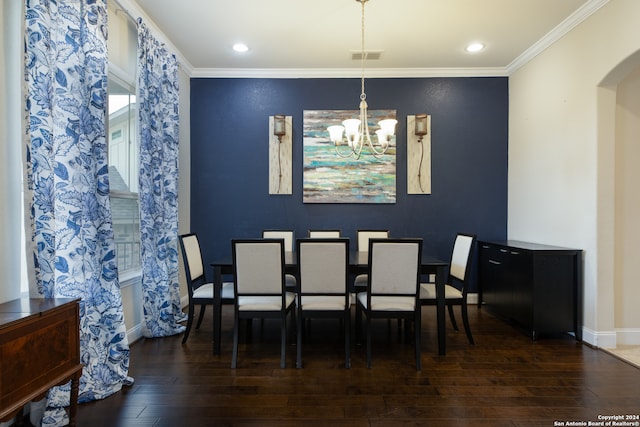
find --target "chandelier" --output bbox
[327,0,397,159]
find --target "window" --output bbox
[108,75,140,276]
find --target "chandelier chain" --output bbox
[360,0,366,101]
[327,0,396,160]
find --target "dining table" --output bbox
[210,251,450,356]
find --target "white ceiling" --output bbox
[127,0,605,77]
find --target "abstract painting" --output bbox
[303,109,397,204]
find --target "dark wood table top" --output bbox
[212,251,447,268]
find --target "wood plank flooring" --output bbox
[76,306,640,427]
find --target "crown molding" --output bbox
[506,0,609,74]
[190,67,509,79]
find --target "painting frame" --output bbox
[303,109,397,204]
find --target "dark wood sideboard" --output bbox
[478,240,582,340]
[0,298,82,426]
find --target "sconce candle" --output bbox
[415,113,428,137]
[274,114,286,138]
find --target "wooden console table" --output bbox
[0,298,83,426]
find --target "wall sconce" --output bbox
[407,114,431,194]
[274,114,286,141]
[269,115,292,195]
[415,113,428,142]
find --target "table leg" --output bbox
[436,265,446,355]
[68,367,82,426]
[213,266,222,355]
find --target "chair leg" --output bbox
[195,304,207,329]
[415,312,421,371]
[355,304,362,344]
[447,303,459,331]
[296,310,303,369]
[461,303,475,345]
[231,312,239,369]
[365,313,372,369]
[181,302,195,344]
[345,310,351,369]
[280,311,288,369]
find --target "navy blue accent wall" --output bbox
[190,77,508,291]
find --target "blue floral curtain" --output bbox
[24,0,132,425]
[137,20,186,337]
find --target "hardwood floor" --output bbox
[77,306,640,427]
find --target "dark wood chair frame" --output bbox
[421,232,477,345]
[178,233,234,344]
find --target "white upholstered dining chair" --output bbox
[308,229,341,238]
[231,238,296,368]
[354,229,389,289]
[420,232,476,345]
[262,230,296,289]
[295,238,351,368]
[356,238,423,370]
[178,233,234,344]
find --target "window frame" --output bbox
[107,66,141,283]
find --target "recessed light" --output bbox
[465,42,485,53]
[233,43,249,53]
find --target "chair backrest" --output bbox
[233,239,285,295]
[368,238,422,296]
[308,230,341,238]
[449,233,476,283]
[357,229,389,252]
[178,233,205,291]
[262,230,294,252]
[297,238,349,295]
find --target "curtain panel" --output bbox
[24,0,132,424]
[137,19,186,337]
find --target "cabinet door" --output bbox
[533,253,576,335]
[508,249,533,334]
[479,244,511,319]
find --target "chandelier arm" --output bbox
[334,143,358,158]
[368,141,389,156]
[361,99,389,157]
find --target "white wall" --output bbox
[614,68,640,336]
[107,6,137,81]
[0,0,24,305]
[509,0,640,347]
[177,65,191,300]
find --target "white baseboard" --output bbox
[571,327,640,349]
[126,296,189,344]
[127,323,144,344]
[467,293,478,305]
[581,326,616,348]
[615,328,640,346]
